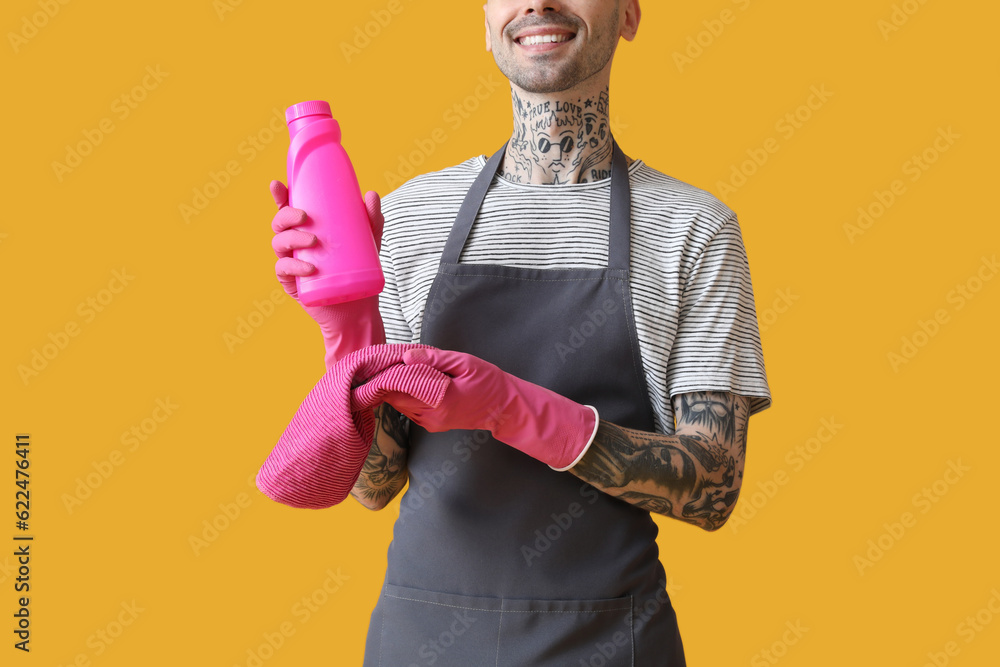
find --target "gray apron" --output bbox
[363,140,686,666]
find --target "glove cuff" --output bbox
[321,306,387,371]
[548,405,600,472]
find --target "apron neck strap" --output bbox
[440,138,632,271]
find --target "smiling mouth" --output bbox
[516,33,575,46]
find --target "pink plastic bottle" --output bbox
[284,100,384,307]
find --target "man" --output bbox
[271,1,771,664]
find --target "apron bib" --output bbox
[363,140,686,666]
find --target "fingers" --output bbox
[275,256,317,279]
[381,392,427,423]
[274,265,298,296]
[402,347,469,377]
[274,256,316,297]
[364,190,384,252]
[271,179,314,299]
[272,228,316,258]
[270,180,288,208]
[271,205,307,233]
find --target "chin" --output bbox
[509,70,584,95]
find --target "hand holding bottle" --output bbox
[270,179,386,370]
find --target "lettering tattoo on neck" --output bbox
[501,87,626,185]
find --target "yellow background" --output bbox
[3,0,998,665]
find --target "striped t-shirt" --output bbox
[377,154,772,434]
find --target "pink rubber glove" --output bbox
[270,179,386,370]
[382,347,600,471]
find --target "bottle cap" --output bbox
[285,100,332,124]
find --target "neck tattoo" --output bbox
[499,87,630,185]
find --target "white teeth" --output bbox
[520,33,571,46]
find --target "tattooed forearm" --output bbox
[500,86,628,185]
[379,402,410,450]
[678,391,740,453]
[350,404,411,510]
[567,392,751,531]
[564,420,636,488]
[570,423,706,497]
[617,491,674,515]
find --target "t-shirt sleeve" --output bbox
[665,215,772,416]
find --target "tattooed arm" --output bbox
[349,403,411,511]
[566,391,751,531]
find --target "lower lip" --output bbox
[516,37,574,52]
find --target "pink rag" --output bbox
[256,344,451,509]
